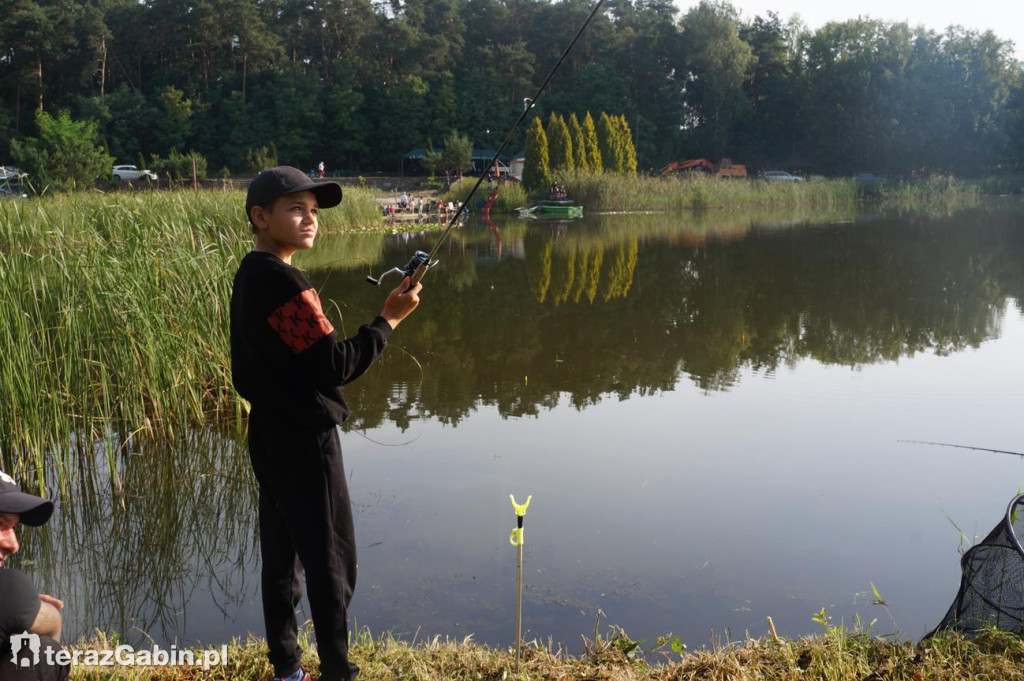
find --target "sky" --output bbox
[676,0,1024,59]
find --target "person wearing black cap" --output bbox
[232,166,422,681]
[0,471,68,681]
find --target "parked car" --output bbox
[853,172,885,184]
[0,166,24,180]
[0,182,28,199]
[112,164,158,181]
[762,170,804,182]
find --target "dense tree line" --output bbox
[1,0,1021,176]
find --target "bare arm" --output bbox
[29,600,62,641]
[380,276,422,330]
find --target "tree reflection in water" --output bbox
[327,203,1024,427]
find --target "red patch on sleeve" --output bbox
[267,288,335,353]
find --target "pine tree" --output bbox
[569,113,588,171]
[583,112,603,173]
[523,116,552,193]
[546,113,574,172]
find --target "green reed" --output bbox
[557,170,859,212]
[444,177,529,213]
[0,187,380,488]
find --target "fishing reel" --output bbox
[365,250,437,287]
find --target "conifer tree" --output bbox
[583,112,603,173]
[618,115,638,175]
[546,112,574,171]
[597,111,616,172]
[523,116,552,193]
[569,113,588,171]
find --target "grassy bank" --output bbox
[65,627,1024,680]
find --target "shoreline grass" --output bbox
[64,626,1024,680]
[441,169,981,214]
[558,170,860,212]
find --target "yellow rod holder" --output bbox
[510,494,532,673]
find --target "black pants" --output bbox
[248,412,359,681]
[0,636,70,681]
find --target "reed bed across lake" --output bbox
[551,170,982,213]
[560,170,861,212]
[0,187,381,490]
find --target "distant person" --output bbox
[0,471,68,681]
[232,167,421,681]
[318,161,325,178]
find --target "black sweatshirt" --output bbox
[230,251,392,427]
[0,569,41,653]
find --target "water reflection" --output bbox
[12,428,259,647]
[307,204,1024,424]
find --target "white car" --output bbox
[112,165,158,181]
[762,170,804,182]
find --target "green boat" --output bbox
[516,199,583,218]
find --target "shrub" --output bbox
[10,110,113,192]
[150,149,208,182]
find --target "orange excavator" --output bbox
[659,158,747,178]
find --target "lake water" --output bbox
[15,200,1024,653]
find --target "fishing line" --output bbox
[350,343,427,447]
[351,429,423,448]
[367,0,608,289]
[897,440,1024,457]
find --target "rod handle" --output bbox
[406,260,429,290]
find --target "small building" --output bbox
[401,147,516,177]
[508,155,524,182]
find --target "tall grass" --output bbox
[0,187,379,489]
[557,170,859,212]
[444,177,529,213]
[878,174,982,205]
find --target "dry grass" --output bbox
[65,626,1024,680]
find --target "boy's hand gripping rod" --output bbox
[366,0,607,291]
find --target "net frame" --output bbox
[927,493,1024,637]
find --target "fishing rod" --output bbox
[897,440,1024,458]
[366,0,608,288]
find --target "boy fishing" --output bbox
[231,166,421,681]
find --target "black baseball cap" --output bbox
[245,166,343,221]
[0,471,54,527]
